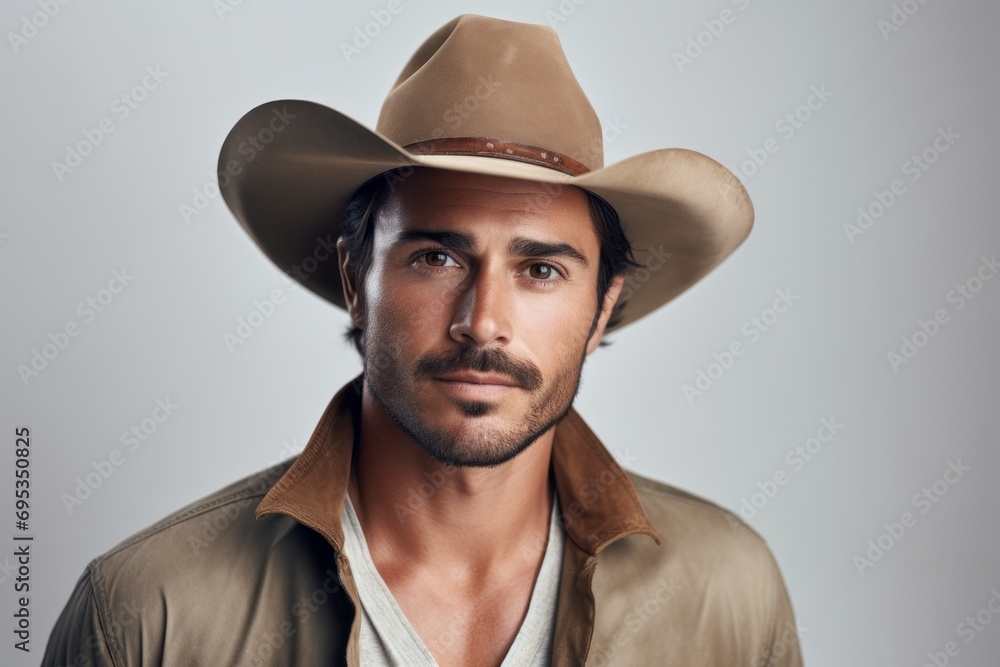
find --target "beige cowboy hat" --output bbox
[217,13,752,332]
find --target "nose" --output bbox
[448,263,513,347]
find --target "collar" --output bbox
[255,374,662,556]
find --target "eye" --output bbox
[525,263,560,281]
[420,251,458,268]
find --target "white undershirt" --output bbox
[340,491,564,666]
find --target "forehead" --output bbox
[376,168,598,243]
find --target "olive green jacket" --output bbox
[44,375,803,666]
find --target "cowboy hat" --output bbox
[217,13,753,332]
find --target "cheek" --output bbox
[514,294,593,355]
[361,267,399,339]
[366,266,454,341]
[406,283,459,330]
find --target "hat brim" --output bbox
[218,99,753,332]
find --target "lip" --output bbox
[434,372,519,387]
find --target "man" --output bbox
[44,14,802,666]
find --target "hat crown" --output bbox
[375,14,604,170]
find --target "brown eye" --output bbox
[528,264,555,280]
[424,252,450,267]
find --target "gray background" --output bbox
[3,0,998,664]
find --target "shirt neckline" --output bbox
[340,490,565,666]
[255,374,661,557]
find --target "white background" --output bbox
[2,0,998,665]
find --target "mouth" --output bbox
[434,371,520,388]
[432,372,521,399]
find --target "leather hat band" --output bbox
[402,137,590,177]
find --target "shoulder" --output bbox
[607,469,794,619]
[94,458,295,572]
[43,459,328,666]
[623,468,783,576]
[591,470,802,664]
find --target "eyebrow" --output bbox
[394,229,589,266]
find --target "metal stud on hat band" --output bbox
[402,137,591,177]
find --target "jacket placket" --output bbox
[334,551,365,667]
[550,540,599,666]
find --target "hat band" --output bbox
[402,137,590,177]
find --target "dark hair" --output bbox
[339,167,640,356]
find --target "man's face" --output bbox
[340,168,623,468]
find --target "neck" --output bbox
[347,380,555,574]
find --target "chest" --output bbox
[385,567,540,667]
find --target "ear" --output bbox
[337,236,364,328]
[585,273,625,356]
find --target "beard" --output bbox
[362,324,589,468]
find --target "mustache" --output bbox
[415,345,543,391]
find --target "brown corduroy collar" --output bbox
[255,374,662,557]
